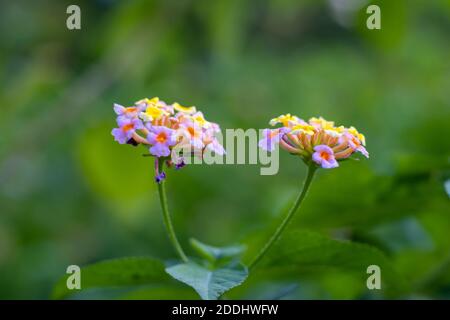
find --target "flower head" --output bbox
[259,115,369,169]
[112,97,225,182]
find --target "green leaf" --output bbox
[190,238,245,263]
[165,262,248,300]
[254,230,407,296]
[52,257,170,299]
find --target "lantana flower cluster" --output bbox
[259,114,368,169]
[111,97,225,182]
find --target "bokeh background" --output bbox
[0,0,449,299]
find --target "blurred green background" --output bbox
[0,0,449,299]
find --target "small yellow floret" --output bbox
[173,102,197,114]
[270,114,298,127]
[141,105,168,121]
[136,97,160,106]
[191,113,210,128]
[291,124,315,135]
[348,126,366,145]
[309,117,335,129]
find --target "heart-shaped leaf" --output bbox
[52,257,170,299]
[165,262,248,300]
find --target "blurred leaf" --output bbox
[52,257,170,299]
[165,261,248,300]
[420,200,450,251]
[369,218,434,253]
[255,230,406,296]
[320,271,365,299]
[76,122,155,218]
[291,162,441,230]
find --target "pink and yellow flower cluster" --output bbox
[111,97,225,181]
[259,114,368,169]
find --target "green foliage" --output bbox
[166,262,248,300]
[166,239,248,300]
[52,257,170,300]
[255,230,406,296]
[51,241,249,300]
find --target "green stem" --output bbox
[157,161,189,263]
[249,164,317,270]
